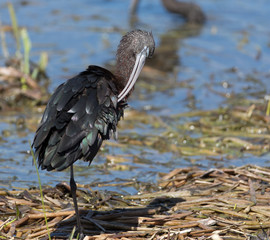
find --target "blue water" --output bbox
[0,0,269,193]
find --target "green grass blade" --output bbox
[0,218,16,231]
[39,51,48,71]
[266,99,270,116]
[0,17,9,58]
[31,51,48,79]
[20,28,31,90]
[7,2,21,55]
[69,226,76,240]
[29,142,51,240]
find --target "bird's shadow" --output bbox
[49,191,185,239]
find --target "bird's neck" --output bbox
[114,49,135,96]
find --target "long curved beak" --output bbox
[118,46,149,102]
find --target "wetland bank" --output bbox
[0,0,270,239]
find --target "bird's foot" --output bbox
[77,232,85,240]
[70,225,85,240]
[76,226,85,240]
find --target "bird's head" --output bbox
[116,30,155,102]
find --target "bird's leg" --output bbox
[70,165,84,237]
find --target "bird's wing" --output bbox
[32,66,124,171]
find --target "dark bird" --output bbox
[130,0,206,24]
[161,0,206,24]
[32,29,155,236]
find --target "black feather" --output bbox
[32,66,125,171]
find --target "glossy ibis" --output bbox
[32,29,155,236]
[161,0,206,24]
[130,0,206,24]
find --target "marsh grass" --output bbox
[1,99,269,238]
[1,164,270,239]
[4,3,48,87]
[0,3,49,109]
[117,99,270,160]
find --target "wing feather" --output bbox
[32,66,125,171]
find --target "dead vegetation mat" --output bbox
[1,164,270,239]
